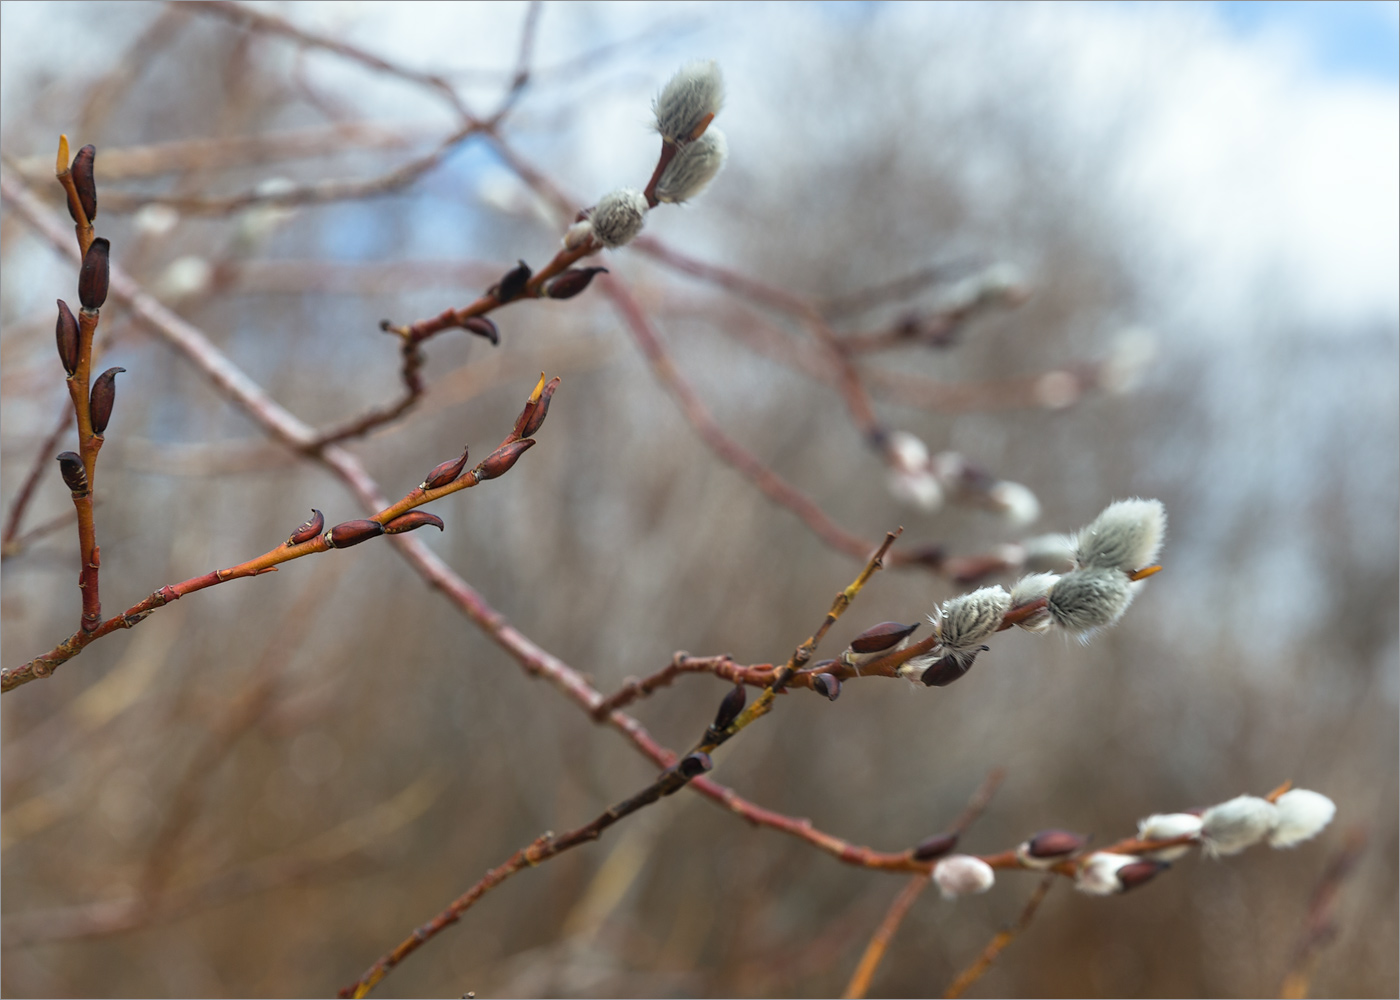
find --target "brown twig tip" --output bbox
[384,511,445,535]
[70,144,97,222]
[287,509,325,546]
[326,519,385,549]
[56,452,89,496]
[78,237,111,310]
[493,259,532,303]
[545,267,607,300]
[421,446,470,490]
[477,439,534,481]
[912,832,959,861]
[89,367,126,435]
[462,316,500,346]
[55,299,79,375]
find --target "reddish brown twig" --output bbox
[1,405,72,557]
[1278,827,1367,999]
[842,876,930,1000]
[943,875,1056,998]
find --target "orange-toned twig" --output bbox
[942,875,1056,998]
[1278,827,1367,999]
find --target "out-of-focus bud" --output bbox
[677,751,713,779]
[56,452,88,496]
[1046,567,1133,637]
[656,128,727,203]
[589,189,648,248]
[1076,498,1166,574]
[1008,573,1060,632]
[944,547,1021,586]
[1137,812,1203,861]
[1022,533,1076,574]
[1016,829,1088,869]
[1268,789,1336,848]
[912,832,959,861]
[71,144,97,222]
[495,260,532,303]
[987,480,1040,527]
[476,439,535,481]
[1100,327,1158,395]
[545,267,607,300]
[1200,795,1279,857]
[155,255,214,300]
[287,508,325,546]
[563,219,595,251]
[89,366,125,435]
[462,316,500,345]
[327,519,385,549]
[653,60,724,144]
[133,203,180,236]
[1074,852,1138,895]
[515,376,561,439]
[712,684,747,732]
[421,446,470,490]
[932,855,995,899]
[55,300,79,376]
[384,511,445,535]
[1116,858,1169,891]
[811,673,841,701]
[78,237,111,310]
[919,648,984,687]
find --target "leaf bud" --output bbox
[517,377,560,439]
[712,683,746,732]
[1016,829,1088,868]
[55,299,79,375]
[545,267,607,300]
[287,509,325,545]
[56,452,88,496]
[384,511,445,535]
[494,260,532,303]
[476,439,535,481]
[912,832,959,861]
[78,237,111,310]
[326,518,385,549]
[71,144,97,222]
[849,621,919,655]
[920,647,986,687]
[89,366,126,435]
[462,316,499,346]
[677,751,713,779]
[811,673,841,700]
[1116,859,1169,892]
[421,446,470,490]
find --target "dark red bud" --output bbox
[1025,829,1088,859]
[55,300,79,375]
[712,684,746,732]
[287,509,325,546]
[476,438,534,481]
[327,518,385,548]
[462,316,499,346]
[89,366,125,435]
[1116,859,1168,892]
[518,377,560,439]
[421,446,470,490]
[384,511,445,535]
[56,452,88,495]
[849,621,919,654]
[912,832,959,861]
[677,752,713,779]
[71,144,97,222]
[811,673,842,701]
[906,543,945,569]
[545,267,607,300]
[495,260,532,303]
[921,649,981,688]
[78,238,110,310]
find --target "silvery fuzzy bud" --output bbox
[1046,568,1133,636]
[712,684,746,732]
[421,447,470,490]
[912,832,959,861]
[384,511,445,535]
[656,128,727,203]
[653,60,724,144]
[545,267,607,300]
[1016,829,1088,868]
[326,519,385,549]
[55,300,79,376]
[476,439,535,481]
[463,316,499,345]
[1008,573,1059,632]
[563,219,594,250]
[494,260,532,303]
[589,189,648,248]
[1074,852,1155,896]
[1200,795,1279,857]
[71,144,97,223]
[811,673,841,701]
[1267,789,1336,849]
[89,367,125,435]
[935,586,1011,652]
[1137,812,1204,861]
[1076,498,1166,574]
[78,238,111,310]
[56,452,88,496]
[931,855,995,899]
[287,509,325,546]
[888,468,944,511]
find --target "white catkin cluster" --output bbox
[653,60,725,144]
[588,188,649,248]
[932,855,995,898]
[656,128,728,203]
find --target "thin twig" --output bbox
[842,876,929,1000]
[1278,827,1367,999]
[942,875,1056,999]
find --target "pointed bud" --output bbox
[78,238,110,310]
[495,260,532,303]
[678,751,713,779]
[384,511,445,535]
[421,446,470,490]
[1016,829,1088,868]
[287,509,325,545]
[1116,859,1168,892]
[712,684,746,732]
[912,832,959,861]
[920,648,984,687]
[327,518,385,549]
[56,452,88,496]
[89,366,125,435]
[462,316,499,346]
[71,144,97,223]
[811,673,841,701]
[476,439,535,481]
[55,300,79,375]
[545,267,607,300]
[849,621,919,654]
[518,377,560,439]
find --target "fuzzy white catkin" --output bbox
[588,189,649,248]
[1200,795,1279,857]
[1076,498,1166,573]
[988,480,1040,526]
[1268,789,1336,848]
[653,60,725,143]
[1074,852,1135,896]
[1008,573,1059,632]
[656,128,727,203]
[1137,812,1204,861]
[932,855,995,898]
[1046,567,1133,635]
[936,586,1012,651]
